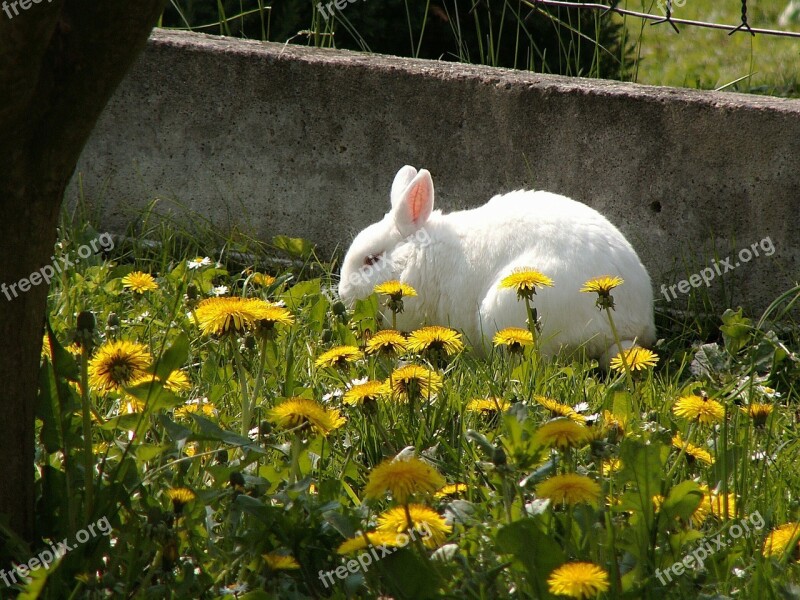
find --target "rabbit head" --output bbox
[338,166,434,306]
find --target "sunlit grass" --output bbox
[627,0,799,95]
[14,211,800,598]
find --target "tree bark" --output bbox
[0,1,167,543]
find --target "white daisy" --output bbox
[187,257,212,270]
[321,388,344,404]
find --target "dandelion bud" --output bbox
[106,312,120,329]
[73,310,97,351]
[77,310,96,334]
[332,301,347,317]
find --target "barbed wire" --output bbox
[527,0,800,38]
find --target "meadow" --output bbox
[629,0,800,95]
[10,212,799,599]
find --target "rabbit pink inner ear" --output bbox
[391,165,418,201]
[393,169,434,236]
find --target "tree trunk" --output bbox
[0,0,167,544]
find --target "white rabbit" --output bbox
[338,165,656,365]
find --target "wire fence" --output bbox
[529,0,800,38]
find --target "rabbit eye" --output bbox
[364,253,383,267]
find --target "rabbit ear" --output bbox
[392,169,434,236]
[391,165,418,200]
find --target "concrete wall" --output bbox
[71,30,799,313]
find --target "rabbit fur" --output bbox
[338,165,656,366]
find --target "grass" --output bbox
[622,0,799,95]
[6,210,799,598]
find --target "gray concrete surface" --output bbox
[70,29,799,314]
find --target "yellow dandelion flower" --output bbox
[343,380,390,406]
[387,364,443,400]
[499,268,554,300]
[534,418,589,451]
[174,398,217,419]
[130,369,191,393]
[580,276,624,296]
[535,396,585,423]
[580,275,624,310]
[689,498,711,526]
[44,334,79,361]
[42,335,81,360]
[673,394,725,426]
[122,271,159,293]
[699,484,736,521]
[252,272,276,287]
[602,410,627,436]
[653,489,711,525]
[609,347,659,373]
[493,327,534,351]
[262,552,300,570]
[258,304,294,325]
[42,335,83,360]
[537,473,600,507]
[672,434,715,466]
[365,456,446,503]
[600,458,622,476]
[406,326,464,356]
[337,531,401,554]
[373,280,417,299]
[547,562,610,599]
[166,487,195,513]
[41,334,52,361]
[164,370,191,392]
[195,297,292,336]
[763,523,800,558]
[121,396,147,414]
[365,329,407,356]
[466,397,510,415]
[435,483,468,499]
[268,397,345,436]
[742,403,774,427]
[376,504,452,547]
[88,340,152,393]
[315,345,363,369]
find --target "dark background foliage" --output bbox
[161,0,632,78]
